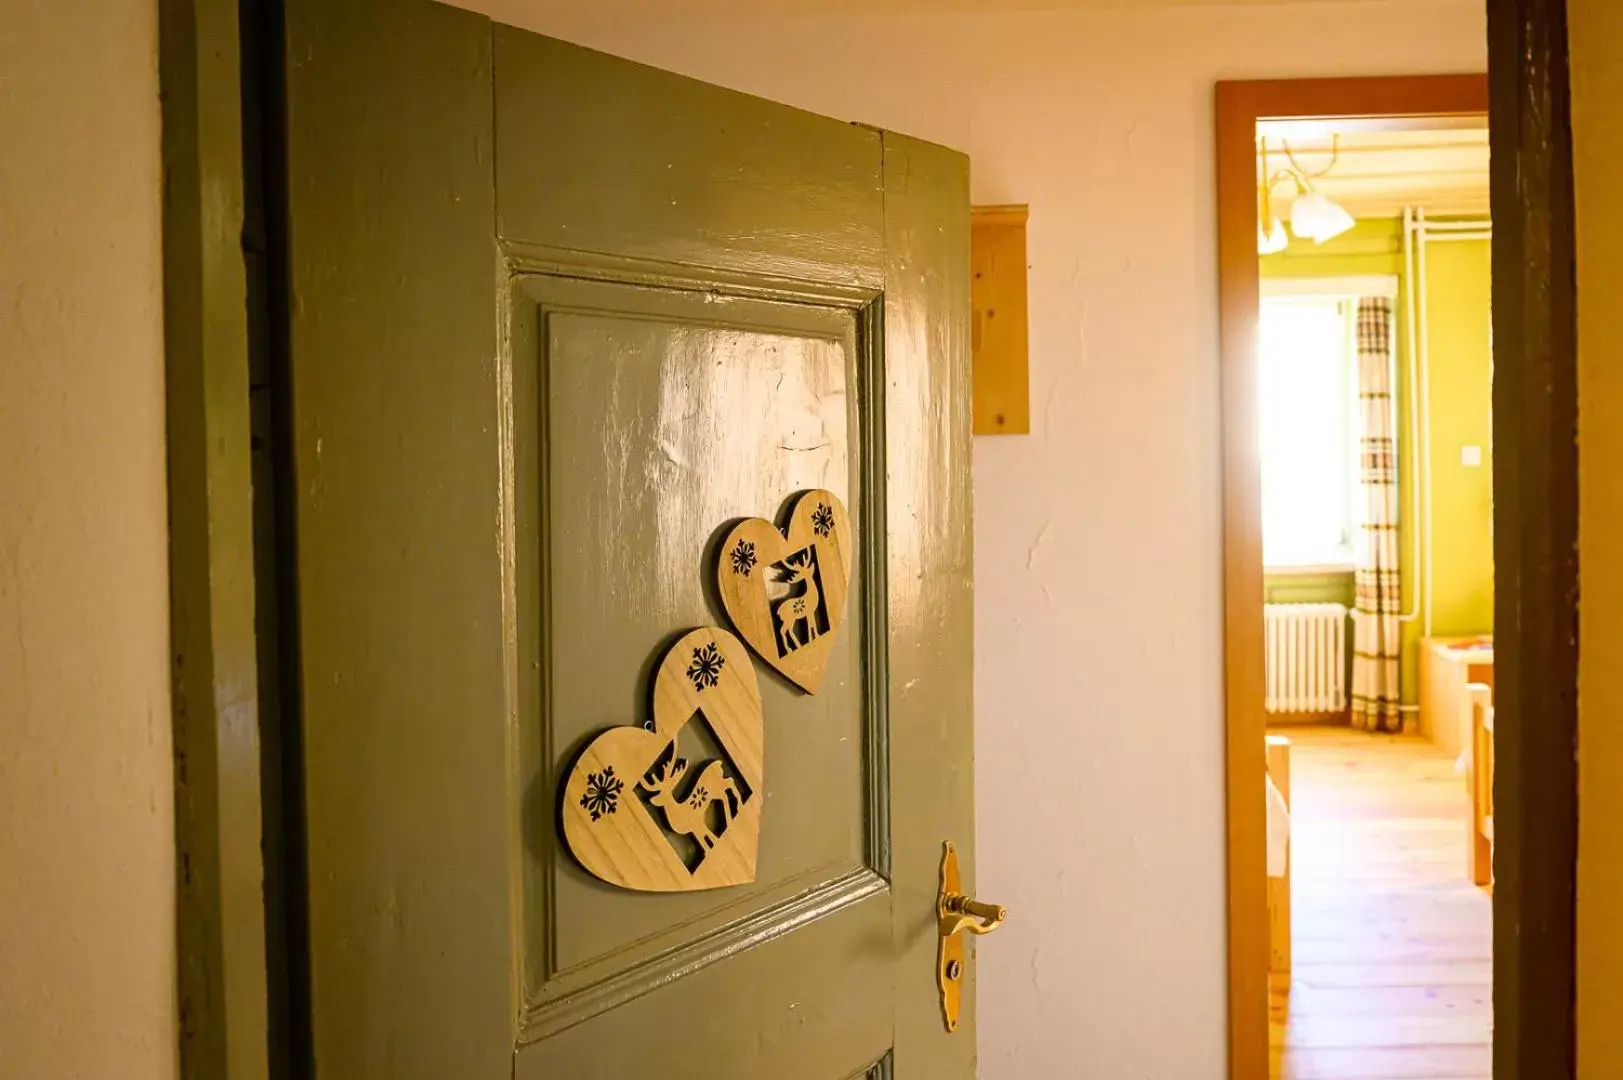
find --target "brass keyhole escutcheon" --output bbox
[936,841,1007,1032]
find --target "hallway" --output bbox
[1270,728,1493,1080]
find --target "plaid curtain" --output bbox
[1351,296,1403,732]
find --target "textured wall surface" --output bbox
[0,2,177,1076]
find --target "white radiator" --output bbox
[1265,603,1348,714]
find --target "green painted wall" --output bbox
[1260,218,1493,704]
[1263,572,1355,608]
[1421,237,1495,640]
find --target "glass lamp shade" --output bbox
[1258,215,1289,254]
[1290,191,1356,243]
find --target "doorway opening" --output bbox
[1256,115,1494,1078]
[1216,70,1577,1080]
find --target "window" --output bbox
[1259,295,1358,569]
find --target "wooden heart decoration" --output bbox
[717,489,852,694]
[562,627,764,892]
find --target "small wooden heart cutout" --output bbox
[717,489,852,694]
[562,628,764,892]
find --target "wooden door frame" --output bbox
[1215,59,1577,1080]
[1485,1,1579,1075]
[160,0,273,1077]
[162,0,311,1074]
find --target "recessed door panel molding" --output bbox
[513,889,896,1079]
[505,263,895,1028]
[521,866,886,1045]
[853,1050,896,1080]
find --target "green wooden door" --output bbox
[281,3,975,1077]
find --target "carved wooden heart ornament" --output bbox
[562,627,764,892]
[717,489,852,694]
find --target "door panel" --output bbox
[513,277,878,987]
[517,889,894,1079]
[493,28,886,290]
[283,2,973,1077]
[877,132,977,1062]
[282,3,510,1077]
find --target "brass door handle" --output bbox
[940,893,1007,937]
[936,841,1007,1032]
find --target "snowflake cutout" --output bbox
[811,502,836,539]
[729,538,758,577]
[579,766,624,822]
[686,641,726,691]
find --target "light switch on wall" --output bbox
[1461,445,1483,467]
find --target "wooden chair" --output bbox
[1467,683,1494,887]
[1266,735,1292,982]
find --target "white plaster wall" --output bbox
[462,5,1486,1073]
[0,2,177,1077]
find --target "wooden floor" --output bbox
[1269,727,1492,1080]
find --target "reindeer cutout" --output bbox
[772,549,823,656]
[640,748,743,858]
[716,489,852,693]
[561,628,762,891]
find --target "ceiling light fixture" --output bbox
[1257,135,1357,251]
[1283,137,1355,244]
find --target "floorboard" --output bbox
[1269,726,1492,1080]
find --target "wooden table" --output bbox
[1418,637,1494,759]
